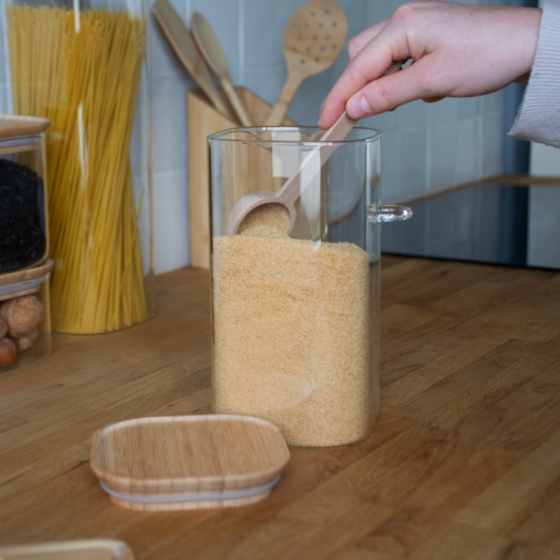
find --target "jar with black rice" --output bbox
[0,115,49,274]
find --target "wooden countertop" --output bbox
[1,256,559,560]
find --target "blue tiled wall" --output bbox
[0,0,508,272]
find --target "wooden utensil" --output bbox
[191,12,253,127]
[228,61,403,236]
[90,415,290,511]
[152,0,233,119]
[264,0,347,126]
[0,539,134,560]
[228,112,354,235]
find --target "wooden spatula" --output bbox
[264,0,348,126]
[152,0,233,119]
[191,12,253,126]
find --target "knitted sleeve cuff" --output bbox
[509,0,560,148]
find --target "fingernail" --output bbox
[348,95,372,119]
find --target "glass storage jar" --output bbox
[0,115,49,275]
[0,259,53,370]
[4,0,153,334]
[208,127,412,447]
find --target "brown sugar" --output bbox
[212,223,373,447]
[237,203,289,234]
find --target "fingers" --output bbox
[347,21,387,60]
[319,26,411,128]
[345,57,434,119]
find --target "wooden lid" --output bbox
[0,115,50,140]
[0,539,135,560]
[0,259,54,301]
[90,415,290,511]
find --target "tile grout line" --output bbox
[0,0,13,114]
[238,0,244,84]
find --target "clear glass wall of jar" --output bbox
[208,127,411,447]
[0,116,52,370]
[4,0,153,334]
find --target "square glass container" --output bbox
[208,127,412,448]
[0,259,53,371]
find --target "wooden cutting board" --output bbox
[0,539,134,560]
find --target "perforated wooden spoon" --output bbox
[228,62,404,236]
[264,0,347,126]
[191,12,253,126]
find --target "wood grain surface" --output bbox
[0,256,559,559]
[0,538,135,560]
[90,415,290,511]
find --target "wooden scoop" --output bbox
[264,0,347,126]
[191,12,253,127]
[228,112,355,236]
[152,0,233,119]
[227,62,404,237]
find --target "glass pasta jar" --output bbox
[208,127,412,448]
[4,0,153,333]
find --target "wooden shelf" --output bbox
[401,172,560,207]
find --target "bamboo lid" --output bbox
[0,539,134,560]
[0,259,53,301]
[90,415,291,511]
[0,115,50,139]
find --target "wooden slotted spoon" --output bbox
[264,0,347,126]
[191,12,253,126]
[228,62,404,236]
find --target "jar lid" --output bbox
[0,259,53,301]
[0,539,134,560]
[90,415,290,511]
[0,115,50,140]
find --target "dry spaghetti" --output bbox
[6,5,150,333]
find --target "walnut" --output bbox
[0,295,43,337]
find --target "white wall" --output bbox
[527,143,560,268]
[0,0,508,273]
[526,0,560,269]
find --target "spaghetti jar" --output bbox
[4,0,154,333]
[208,127,412,447]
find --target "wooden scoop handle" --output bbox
[275,111,356,208]
[226,61,404,235]
[276,61,404,208]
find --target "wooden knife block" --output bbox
[187,87,297,269]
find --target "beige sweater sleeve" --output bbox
[509,0,560,148]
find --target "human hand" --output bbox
[319,1,541,129]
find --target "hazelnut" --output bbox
[0,338,17,367]
[0,295,43,337]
